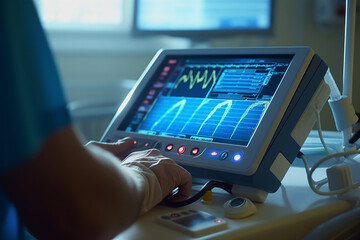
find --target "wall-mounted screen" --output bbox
[133,0,273,38]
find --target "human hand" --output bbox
[86,139,192,214]
[85,137,134,159]
[122,149,192,214]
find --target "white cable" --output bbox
[324,69,342,102]
[300,154,328,186]
[304,107,360,197]
[314,108,332,154]
[324,70,358,148]
[300,151,360,196]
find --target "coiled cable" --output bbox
[163,180,233,208]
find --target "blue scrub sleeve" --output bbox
[0,0,71,173]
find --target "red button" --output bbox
[211,151,218,156]
[166,144,173,151]
[191,147,199,155]
[171,213,180,218]
[177,146,186,154]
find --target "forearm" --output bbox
[72,144,148,238]
[0,127,145,239]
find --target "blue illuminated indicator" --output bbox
[232,152,244,162]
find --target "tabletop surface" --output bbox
[114,131,357,240]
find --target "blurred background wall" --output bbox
[39,0,359,141]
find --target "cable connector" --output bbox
[326,163,360,202]
[163,180,232,208]
[326,164,353,191]
[328,96,358,131]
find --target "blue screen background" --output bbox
[122,55,292,146]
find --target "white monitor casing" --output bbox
[102,47,330,202]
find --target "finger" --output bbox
[123,148,163,165]
[86,137,134,158]
[121,149,192,201]
[149,159,192,199]
[168,166,192,202]
[127,148,162,159]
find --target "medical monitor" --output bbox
[132,0,273,38]
[102,47,330,201]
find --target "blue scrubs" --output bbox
[0,0,71,239]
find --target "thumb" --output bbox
[86,137,134,159]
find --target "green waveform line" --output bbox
[150,99,186,132]
[149,98,269,139]
[197,100,233,136]
[180,99,210,133]
[174,68,217,90]
[230,101,269,138]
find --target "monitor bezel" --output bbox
[102,47,313,175]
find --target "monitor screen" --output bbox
[119,54,293,146]
[103,47,330,198]
[133,0,273,37]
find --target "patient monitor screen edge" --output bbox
[102,47,330,195]
[118,54,294,147]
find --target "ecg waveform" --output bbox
[175,68,217,90]
[138,96,269,145]
[170,67,220,98]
